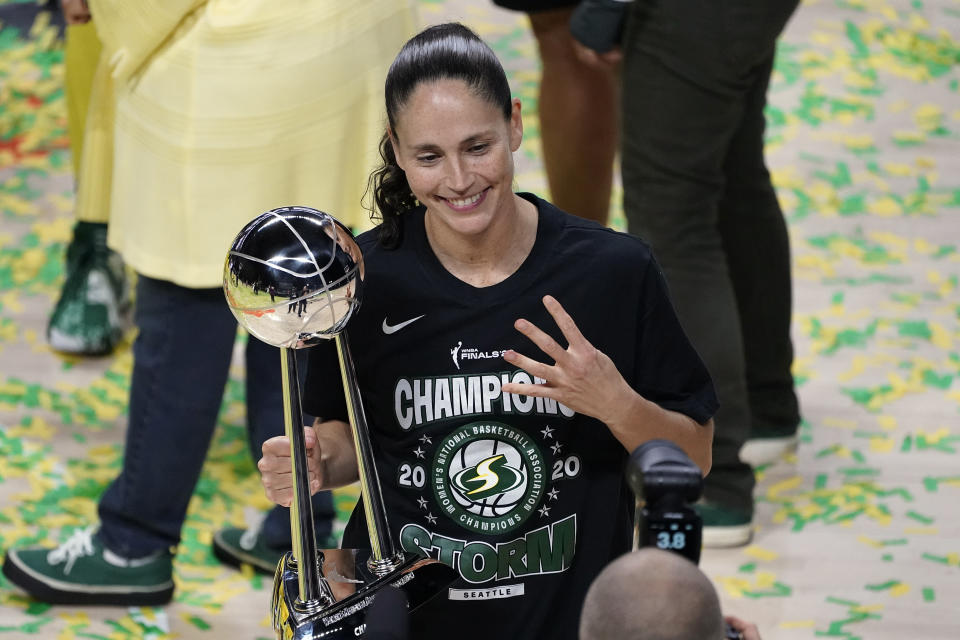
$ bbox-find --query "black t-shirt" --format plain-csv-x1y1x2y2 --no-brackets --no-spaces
303,194,717,640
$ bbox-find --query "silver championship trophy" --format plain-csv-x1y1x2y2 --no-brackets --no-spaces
223,206,456,639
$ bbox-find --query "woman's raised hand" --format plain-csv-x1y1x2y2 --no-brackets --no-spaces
502,295,634,425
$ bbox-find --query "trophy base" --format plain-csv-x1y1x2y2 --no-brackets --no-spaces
271,548,457,640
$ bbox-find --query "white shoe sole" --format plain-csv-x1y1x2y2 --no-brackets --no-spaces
740,435,798,467
702,523,753,548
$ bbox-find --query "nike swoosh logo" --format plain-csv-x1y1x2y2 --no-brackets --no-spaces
382,314,425,335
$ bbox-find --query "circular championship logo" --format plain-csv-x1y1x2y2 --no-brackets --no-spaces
432,421,545,534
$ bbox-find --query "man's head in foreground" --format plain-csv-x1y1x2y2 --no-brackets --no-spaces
580,548,724,640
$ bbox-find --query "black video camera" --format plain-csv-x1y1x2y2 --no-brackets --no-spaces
627,439,704,564
627,441,743,640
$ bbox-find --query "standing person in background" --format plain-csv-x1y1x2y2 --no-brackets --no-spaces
493,1,619,225
571,0,803,547
47,0,127,356
2,0,415,605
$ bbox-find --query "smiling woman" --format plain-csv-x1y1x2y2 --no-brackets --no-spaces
258,22,718,640
390,77,537,288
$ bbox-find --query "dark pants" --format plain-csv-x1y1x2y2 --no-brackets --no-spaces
621,0,801,511
98,275,333,557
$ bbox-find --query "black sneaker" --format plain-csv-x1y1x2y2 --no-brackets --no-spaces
2,527,174,606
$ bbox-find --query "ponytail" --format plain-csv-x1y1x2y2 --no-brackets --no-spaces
365,131,416,249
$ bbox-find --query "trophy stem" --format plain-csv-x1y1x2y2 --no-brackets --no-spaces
280,347,332,607
335,333,403,575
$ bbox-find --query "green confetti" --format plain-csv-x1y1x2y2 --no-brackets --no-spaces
898,320,932,340
24,601,51,616
826,596,861,607
878,538,908,546
921,552,951,565
0,618,55,634
838,467,880,476
906,511,934,525
184,615,212,631
922,587,935,602
743,581,792,598
921,370,953,390
865,580,901,591
922,476,960,492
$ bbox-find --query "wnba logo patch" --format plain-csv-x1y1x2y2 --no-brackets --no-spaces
433,422,545,534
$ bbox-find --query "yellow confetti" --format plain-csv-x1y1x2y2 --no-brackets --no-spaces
877,416,898,431
893,130,926,144
864,505,893,526
869,436,896,453
838,355,868,382
823,417,857,429
6,416,55,440
852,603,885,613
58,611,91,626
780,621,816,629
914,103,943,132
32,216,74,244
716,576,749,598
883,163,914,177
843,133,875,151
904,527,939,535
857,535,884,549
925,324,954,351
868,196,903,217
743,545,780,562
890,583,911,597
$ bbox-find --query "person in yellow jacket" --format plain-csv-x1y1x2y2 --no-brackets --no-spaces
4,0,416,606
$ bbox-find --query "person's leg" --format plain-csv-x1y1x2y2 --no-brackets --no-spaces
527,7,618,225
620,11,755,533
48,40,127,356
719,55,801,464
64,23,101,182
3,276,234,605
97,276,237,557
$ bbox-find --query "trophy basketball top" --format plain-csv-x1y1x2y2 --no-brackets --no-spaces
223,206,364,349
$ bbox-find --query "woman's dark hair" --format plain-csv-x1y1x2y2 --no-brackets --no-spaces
365,23,512,247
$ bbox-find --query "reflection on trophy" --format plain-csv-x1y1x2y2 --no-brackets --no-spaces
223,206,456,639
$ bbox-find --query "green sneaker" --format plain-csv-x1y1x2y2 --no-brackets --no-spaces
213,526,337,575
47,221,129,356
1,527,174,606
212,527,285,575
696,501,753,548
